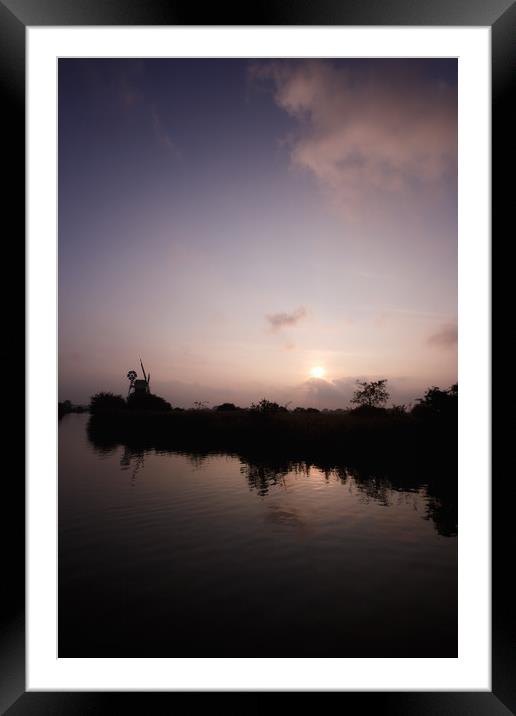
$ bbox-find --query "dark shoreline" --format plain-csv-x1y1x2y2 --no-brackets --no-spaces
86,407,456,464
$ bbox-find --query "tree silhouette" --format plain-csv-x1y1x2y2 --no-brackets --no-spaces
412,384,457,418
351,379,390,408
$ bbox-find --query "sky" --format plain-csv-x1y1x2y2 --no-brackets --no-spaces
58,58,457,409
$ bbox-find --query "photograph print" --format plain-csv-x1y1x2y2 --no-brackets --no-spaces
58,58,458,657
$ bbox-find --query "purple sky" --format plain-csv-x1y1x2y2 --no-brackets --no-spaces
58,58,457,409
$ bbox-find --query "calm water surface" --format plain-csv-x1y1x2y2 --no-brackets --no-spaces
59,414,457,656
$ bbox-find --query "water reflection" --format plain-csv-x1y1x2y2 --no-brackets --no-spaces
240,460,291,496
60,415,457,657
238,458,456,537
99,435,457,537
119,446,145,486
263,503,311,534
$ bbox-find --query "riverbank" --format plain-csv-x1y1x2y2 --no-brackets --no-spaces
86,406,456,472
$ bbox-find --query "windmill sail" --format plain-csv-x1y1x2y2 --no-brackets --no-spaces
140,358,148,384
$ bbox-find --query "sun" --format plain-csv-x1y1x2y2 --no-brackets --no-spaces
309,366,326,379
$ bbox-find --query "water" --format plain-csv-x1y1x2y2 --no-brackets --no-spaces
59,414,457,656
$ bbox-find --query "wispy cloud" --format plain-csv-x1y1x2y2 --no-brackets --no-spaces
116,67,144,108
427,323,458,349
115,71,178,156
151,106,179,155
266,306,307,332
251,60,457,212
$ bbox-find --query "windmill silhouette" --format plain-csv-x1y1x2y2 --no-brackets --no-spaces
127,358,151,397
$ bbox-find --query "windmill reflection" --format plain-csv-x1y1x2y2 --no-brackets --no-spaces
120,446,145,486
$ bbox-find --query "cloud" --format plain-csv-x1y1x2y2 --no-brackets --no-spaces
294,377,345,409
290,375,424,409
251,60,457,211
266,306,307,332
427,323,458,349
264,504,311,532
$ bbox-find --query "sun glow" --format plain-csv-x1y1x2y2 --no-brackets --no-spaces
310,366,326,379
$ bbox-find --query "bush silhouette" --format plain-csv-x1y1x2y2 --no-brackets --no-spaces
215,402,240,411
127,392,172,412
349,404,388,417
89,392,126,414
250,399,287,414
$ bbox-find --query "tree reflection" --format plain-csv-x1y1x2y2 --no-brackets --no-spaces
240,461,290,496
87,426,457,536
237,457,456,536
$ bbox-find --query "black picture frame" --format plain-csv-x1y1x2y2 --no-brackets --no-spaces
1,0,503,712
